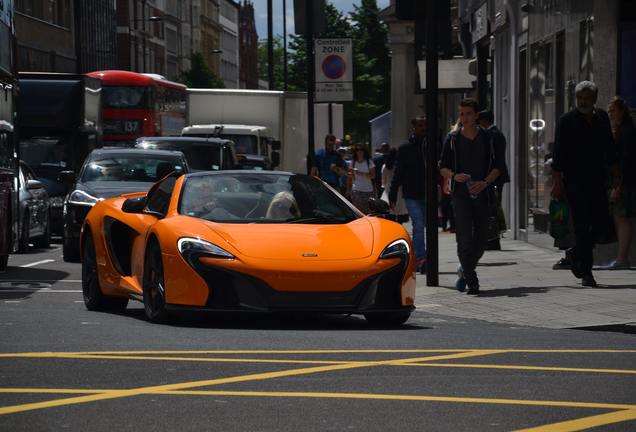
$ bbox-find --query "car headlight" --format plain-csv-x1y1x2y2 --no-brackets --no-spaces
68,190,103,207
177,237,234,260
49,196,64,208
380,239,410,259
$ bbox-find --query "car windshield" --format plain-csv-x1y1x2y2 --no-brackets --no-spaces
80,155,185,183
179,173,360,224
220,134,257,155
102,86,149,109
140,141,222,171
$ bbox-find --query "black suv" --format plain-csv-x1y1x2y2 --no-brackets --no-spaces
135,137,241,172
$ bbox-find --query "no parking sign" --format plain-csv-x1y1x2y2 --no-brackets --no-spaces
314,38,353,102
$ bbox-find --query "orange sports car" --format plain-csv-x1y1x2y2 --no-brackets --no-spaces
80,171,416,326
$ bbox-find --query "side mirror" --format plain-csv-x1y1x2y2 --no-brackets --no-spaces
271,151,280,168
26,179,44,190
270,140,281,151
368,197,390,215
122,195,147,213
59,170,77,184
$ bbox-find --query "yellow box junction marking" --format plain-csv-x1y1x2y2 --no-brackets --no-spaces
0,349,634,430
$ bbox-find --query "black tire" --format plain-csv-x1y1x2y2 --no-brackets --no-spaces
33,211,51,249
143,240,169,323
0,254,7,271
63,238,81,262
18,213,29,253
82,232,128,311
364,311,411,327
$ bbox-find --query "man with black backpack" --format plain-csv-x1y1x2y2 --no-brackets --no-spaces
440,99,506,295
478,110,511,251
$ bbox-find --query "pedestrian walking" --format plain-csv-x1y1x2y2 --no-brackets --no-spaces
373,142,390,197
389,116,428,274
440,98,506,295
380,148,409,223
603,96,636,269
551,81,620,287
311,134,347,190
478,110,510,250
347,143,376,213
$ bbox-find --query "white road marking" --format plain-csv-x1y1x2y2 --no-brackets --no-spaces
4,301,20,304
19,259,55,268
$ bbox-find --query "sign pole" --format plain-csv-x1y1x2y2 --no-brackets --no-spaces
425,0,439,286
305,1,315,174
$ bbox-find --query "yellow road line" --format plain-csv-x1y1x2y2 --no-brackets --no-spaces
0,349,634,357
401,362,636,375
34,354,354,366
2,388,634,411
0,389,115,395
514,409,636,431
153,390,636,410
0,351,502,416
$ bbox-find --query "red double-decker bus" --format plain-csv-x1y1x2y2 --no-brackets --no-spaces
86,70,186,145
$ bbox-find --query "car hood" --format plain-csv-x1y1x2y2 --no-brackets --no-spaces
206,218,374,260
82,181,155,198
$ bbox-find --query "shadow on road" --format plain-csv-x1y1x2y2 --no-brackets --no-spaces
110,307,430,331
0,267,71,300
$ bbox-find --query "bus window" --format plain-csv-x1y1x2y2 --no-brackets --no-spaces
102,86,149,109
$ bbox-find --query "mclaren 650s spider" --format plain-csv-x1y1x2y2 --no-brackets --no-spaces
80,171,416,326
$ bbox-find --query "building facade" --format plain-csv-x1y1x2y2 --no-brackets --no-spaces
238,0,258,89
200,0,222,77
15,0,76,72
382,0,635,262
219,0,239,88
74,0,117,72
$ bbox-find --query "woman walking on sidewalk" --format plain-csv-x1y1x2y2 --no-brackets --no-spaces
347,143,376,214
604,96,636,269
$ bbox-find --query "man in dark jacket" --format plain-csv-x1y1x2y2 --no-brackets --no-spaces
551,81,620,287
440,99,506,295
478,110,510,250
389,116,427,274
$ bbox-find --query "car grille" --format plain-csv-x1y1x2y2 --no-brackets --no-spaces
189,258,408,313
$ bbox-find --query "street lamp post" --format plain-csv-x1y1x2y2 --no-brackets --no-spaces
129,16,163,72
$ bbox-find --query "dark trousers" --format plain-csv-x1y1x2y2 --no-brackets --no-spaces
565,181,608,274
440,193,455,230
452,191,490,285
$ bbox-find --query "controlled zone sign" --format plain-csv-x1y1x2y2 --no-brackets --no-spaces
314,38,353,102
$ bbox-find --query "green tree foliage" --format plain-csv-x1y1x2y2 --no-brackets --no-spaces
257,36,286,88
283,1,390,142
181,53,225,88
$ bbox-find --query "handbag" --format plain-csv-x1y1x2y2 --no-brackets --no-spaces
549,198,570,240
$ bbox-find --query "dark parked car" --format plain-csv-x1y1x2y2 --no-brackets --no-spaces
18,161,51,252
0,167,14,269
63,148,188,262
135,136,239,171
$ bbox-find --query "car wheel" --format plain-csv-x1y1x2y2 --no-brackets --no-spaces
82,232,128,311
63,237,81,262
18,213,29,253
143,240,169,323
0,254,7,271
33,211,51,249
363,311,411,327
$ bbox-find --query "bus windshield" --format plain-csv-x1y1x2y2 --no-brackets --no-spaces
102,86,149,109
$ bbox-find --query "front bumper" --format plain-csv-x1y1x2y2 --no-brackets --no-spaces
63,203,92,242
166,256,414,314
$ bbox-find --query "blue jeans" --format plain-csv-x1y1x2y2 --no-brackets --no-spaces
405,199,426,259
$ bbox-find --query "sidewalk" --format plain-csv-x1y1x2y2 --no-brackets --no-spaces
415,231,636,330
